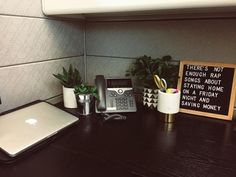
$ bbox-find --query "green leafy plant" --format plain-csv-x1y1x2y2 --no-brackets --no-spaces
126,55,179,88
74,84,98,99
53,64,82,88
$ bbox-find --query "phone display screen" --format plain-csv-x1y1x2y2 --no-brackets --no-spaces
107,79,132,88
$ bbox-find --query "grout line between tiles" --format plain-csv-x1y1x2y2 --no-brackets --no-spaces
0,55,84,69
83,21,87,83
87,54,180,63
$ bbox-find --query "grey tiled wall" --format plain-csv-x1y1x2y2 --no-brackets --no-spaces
86,56,135,84
86,18,236,108
0,0,43,17
86,19,236,84
86,19,236,63
0,0,84,113
1,0,236,113
0,57,84,112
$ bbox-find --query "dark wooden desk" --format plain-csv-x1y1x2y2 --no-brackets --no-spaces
1,103,236,177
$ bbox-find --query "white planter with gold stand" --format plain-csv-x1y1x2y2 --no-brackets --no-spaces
157,89,181,122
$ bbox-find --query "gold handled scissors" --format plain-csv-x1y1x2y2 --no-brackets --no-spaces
154,75,167,90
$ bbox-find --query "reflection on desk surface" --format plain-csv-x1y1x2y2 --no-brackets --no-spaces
1,103,236,177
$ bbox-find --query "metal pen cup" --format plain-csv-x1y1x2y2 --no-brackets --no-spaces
76,94,94,115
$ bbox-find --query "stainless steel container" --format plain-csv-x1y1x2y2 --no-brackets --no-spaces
76,94,94,115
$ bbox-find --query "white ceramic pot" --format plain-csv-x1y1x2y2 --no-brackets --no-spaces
63,86,77,108
157,89,180,114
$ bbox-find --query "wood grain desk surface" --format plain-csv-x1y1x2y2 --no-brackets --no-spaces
0,102,236,177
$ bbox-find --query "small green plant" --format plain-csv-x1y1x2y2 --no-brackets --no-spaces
53,64,82,88
74,84,98,99
126,55,179,88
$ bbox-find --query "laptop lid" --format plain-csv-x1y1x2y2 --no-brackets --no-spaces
0,102,79,157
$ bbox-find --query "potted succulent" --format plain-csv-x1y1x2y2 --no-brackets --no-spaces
74,84,98,115
126,55,179,109
53,64,82,108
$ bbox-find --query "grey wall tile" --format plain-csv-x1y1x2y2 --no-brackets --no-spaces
0,57,84,113
86,56,135,85
0,0,44,17
86,19,236,63
0,16,84,66
0,1,85,112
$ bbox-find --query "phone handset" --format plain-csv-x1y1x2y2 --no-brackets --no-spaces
95,75,106,111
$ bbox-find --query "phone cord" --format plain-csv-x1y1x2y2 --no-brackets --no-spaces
102,113,126,122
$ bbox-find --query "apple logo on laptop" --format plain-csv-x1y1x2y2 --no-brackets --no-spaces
25,118,38,125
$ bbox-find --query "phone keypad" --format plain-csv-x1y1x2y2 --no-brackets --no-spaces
108,90,136,111
116,98,128,110
109,91,118,97
129,100,134,107
109,90,133,97
124,91,133,97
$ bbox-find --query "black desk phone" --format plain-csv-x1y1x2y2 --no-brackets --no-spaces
95,75,137,113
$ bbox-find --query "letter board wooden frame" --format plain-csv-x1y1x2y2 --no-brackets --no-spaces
178,60,236,120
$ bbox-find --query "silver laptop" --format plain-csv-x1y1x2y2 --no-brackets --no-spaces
0,102,79,157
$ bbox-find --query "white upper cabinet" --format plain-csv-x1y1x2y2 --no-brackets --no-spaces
42,0,236,17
